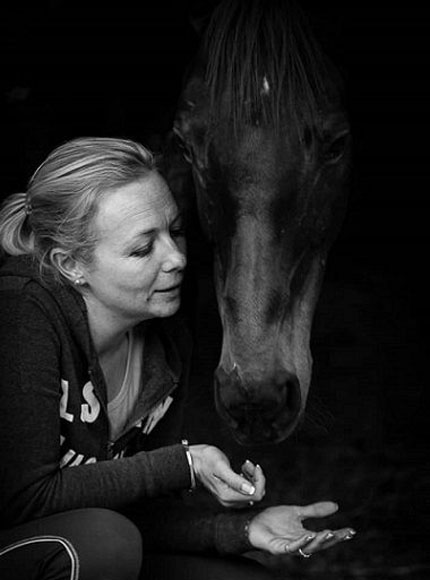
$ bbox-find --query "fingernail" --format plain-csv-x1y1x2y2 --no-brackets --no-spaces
306,534,316,541
241,482,256,495
344,529,356,540
325,532,335,540
245,459,253,466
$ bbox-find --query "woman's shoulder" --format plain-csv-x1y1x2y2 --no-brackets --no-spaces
0,254,86,325
1,255,57,302
0,256,50,308
0,253,36,282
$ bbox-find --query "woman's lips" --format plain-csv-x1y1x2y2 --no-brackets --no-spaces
155,283,182,293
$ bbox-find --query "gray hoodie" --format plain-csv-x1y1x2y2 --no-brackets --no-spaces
0,255,253,554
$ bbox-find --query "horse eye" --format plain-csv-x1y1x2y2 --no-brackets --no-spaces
323,132,349,163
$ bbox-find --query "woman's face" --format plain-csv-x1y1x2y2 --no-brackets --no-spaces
80,172,186,327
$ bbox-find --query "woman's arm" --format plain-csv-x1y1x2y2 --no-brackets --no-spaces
0,286,192,526
124,494,355,556
123,495,255,555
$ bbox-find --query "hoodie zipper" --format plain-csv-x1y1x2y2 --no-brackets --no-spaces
108,380,180,456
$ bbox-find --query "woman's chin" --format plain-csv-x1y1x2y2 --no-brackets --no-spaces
152,297,182,318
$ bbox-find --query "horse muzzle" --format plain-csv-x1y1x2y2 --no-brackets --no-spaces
214,365,302,445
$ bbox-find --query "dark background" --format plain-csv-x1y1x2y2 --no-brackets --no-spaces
2,1,429,578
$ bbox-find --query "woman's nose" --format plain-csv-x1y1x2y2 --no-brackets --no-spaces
162,236,187,272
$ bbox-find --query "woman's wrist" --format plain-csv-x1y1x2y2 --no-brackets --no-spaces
184,443,208,485
244,516,254,549
214,510,256,554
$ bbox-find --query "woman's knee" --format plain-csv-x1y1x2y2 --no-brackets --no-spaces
0,509,142,580
0,537,79,580
71,509,142,580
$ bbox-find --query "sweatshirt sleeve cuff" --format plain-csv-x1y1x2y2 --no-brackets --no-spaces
214,510,255,554
145,444,192,494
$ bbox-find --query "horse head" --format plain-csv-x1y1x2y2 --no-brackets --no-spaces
171,0,351,445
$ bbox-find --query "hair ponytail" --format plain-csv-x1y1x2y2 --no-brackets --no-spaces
0,192,34,257
0,137,156,283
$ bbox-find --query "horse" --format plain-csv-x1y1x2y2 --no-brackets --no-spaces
166,0,351,445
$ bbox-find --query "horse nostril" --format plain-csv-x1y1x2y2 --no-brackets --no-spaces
214,366,302,443
279,370,301,421
251,372,301,428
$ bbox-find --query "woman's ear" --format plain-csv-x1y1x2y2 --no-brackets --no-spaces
50,248,86,286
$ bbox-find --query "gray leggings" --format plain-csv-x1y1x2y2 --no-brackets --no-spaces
0,508,273,580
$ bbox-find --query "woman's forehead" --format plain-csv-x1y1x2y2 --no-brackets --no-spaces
100,175,175,220
93,175,178,242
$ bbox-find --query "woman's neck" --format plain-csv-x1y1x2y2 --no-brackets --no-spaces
83,300,135,402
99,333,130,403
83,295,134,356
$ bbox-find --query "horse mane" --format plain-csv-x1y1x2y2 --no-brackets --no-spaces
203,0,336,132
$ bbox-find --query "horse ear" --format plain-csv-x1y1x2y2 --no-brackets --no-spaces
187,0,220,35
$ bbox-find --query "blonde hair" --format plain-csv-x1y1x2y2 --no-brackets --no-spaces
0,137,156,284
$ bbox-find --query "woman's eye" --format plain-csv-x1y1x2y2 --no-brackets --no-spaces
130,244,153,258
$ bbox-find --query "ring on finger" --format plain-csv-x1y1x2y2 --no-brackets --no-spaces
298,548,312,558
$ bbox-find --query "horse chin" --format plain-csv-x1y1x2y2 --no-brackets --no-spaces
214,368,303,445
227,412,303,446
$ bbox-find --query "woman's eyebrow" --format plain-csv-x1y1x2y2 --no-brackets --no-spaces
129,228,155,241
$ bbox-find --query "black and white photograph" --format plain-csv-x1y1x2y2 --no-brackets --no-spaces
1,1,428,578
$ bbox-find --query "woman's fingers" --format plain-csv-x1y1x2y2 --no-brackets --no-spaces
213,471,256,497
189,445,256,499
261,533,317,556
241,460,266,499
188,445,265,506
299,529,336,554
241,459,256,479
302,527,356,553
285,527,356,557
212,461,268,506
285,532,317,553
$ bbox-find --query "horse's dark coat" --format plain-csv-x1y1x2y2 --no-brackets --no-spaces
168,0,351,444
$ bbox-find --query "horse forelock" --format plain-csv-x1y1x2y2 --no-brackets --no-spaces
203,0,339,134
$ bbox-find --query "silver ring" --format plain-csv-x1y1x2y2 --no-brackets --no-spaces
298,548,312,558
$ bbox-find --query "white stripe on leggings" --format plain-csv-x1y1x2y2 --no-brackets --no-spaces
0,535,79,579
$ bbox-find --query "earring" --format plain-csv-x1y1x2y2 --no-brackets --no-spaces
74,278,84,286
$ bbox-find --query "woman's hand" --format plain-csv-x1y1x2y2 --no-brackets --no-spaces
248,502,356,556
189,445,265,508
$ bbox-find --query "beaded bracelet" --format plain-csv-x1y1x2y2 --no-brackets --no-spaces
181,439,197,491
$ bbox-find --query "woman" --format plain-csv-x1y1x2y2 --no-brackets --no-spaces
0,137,355,580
